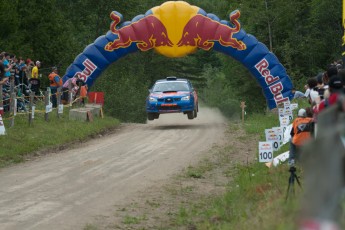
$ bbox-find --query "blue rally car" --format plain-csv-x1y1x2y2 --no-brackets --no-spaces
146,77,199,120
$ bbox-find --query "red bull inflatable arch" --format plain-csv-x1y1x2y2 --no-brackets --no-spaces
63,1,293,109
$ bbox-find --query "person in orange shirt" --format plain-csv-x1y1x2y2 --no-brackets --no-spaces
79,84,88,105
288,108,314,165
48,67,62,108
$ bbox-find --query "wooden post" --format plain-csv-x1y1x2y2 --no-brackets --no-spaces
57,87,61,118
29,92,35,125
68,80,72,106
9,76,14,95
10,92,15,127
240,101,246,123
77,80,83,107
9,76,15,126
45,90,49,122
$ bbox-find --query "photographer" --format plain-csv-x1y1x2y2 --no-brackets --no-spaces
288,108,314,165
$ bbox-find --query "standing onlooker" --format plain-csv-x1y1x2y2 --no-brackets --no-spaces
322,65,338,88
61,75,79,104
306,78,319,105
79,84,88,105
0,59,9,114
0,60,8,85
0,56,5,79
31,61,41,79
10,55,18,74
2,53,13,78
336,59,343,70
48,67,62,108
315,72,326,100
317,75,344,113
26,59,34,79
18,64,28,94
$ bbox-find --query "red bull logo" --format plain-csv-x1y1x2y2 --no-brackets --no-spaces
177,10,246,51
105,12,173,52
73,59,97,82
104,5,246,56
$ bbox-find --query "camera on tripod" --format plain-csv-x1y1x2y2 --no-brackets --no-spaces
289,166,296,174
286,165,302,201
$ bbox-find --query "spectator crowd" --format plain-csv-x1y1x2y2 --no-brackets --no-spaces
0,51,87,113
288,59,345,164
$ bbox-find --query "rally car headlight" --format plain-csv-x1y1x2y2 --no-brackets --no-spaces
181,96,190,101
149,97,157,102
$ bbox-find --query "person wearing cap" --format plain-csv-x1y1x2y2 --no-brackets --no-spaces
31,60,40,79
48,67,62,108
25,59,34,79
288,108,314,165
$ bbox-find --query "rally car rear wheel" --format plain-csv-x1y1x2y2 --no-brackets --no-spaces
147,113,155,120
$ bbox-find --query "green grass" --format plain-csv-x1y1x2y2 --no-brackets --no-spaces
122,215,147,225
83,224,98,230
0,107,120,167
172,110,303,230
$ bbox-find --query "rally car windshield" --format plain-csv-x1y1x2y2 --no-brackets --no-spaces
152,81,190,92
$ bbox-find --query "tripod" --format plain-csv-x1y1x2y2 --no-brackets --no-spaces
285,166,302,201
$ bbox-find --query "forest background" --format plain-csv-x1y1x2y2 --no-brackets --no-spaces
0,0,342,122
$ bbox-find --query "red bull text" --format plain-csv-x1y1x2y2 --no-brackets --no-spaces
73,59,97,82
255,58,289,105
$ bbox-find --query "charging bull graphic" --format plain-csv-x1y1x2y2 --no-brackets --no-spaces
63,1,293,110
105,11,173,52
177,10,246,51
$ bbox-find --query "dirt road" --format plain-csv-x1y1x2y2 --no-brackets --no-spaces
0,107,229,230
